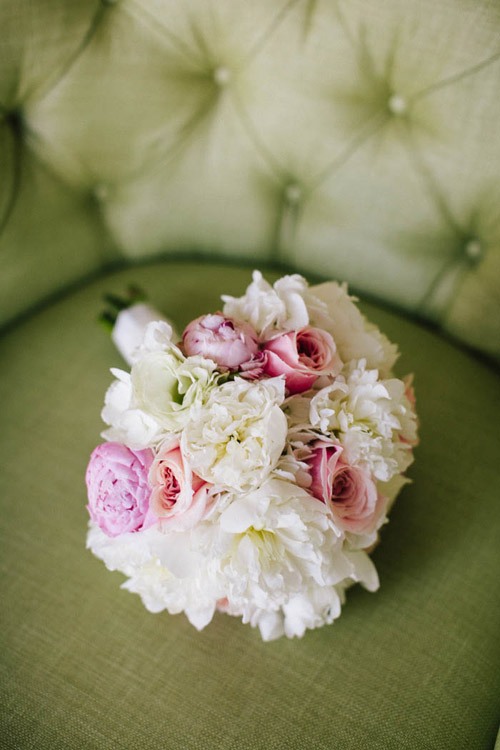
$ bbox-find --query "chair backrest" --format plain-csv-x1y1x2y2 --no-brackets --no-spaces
1,0,499,361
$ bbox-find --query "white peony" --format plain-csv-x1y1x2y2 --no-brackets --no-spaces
222,270,326,340
87,521,225,630
310,282,399,376
123,558,222,631
216,478,378,640
310,359,418,481
182,377,288,492
87,521,155,577
257,586,343,641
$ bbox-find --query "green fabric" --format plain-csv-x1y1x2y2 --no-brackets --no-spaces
1,1,500,359
1,261,499,749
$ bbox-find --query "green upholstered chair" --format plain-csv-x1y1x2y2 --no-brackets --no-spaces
1,2,499,748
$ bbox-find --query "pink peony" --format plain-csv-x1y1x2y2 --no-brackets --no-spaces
262,326,342,394
238,350,269,380
146,438,212,531
182,313,259,370
86,442,154,537
305,440,386,534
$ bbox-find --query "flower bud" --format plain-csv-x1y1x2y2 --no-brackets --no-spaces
182,313,259,370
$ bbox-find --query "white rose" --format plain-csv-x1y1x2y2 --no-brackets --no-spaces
101,367,162,448
131,349,215,426
101,343,218,449
182,377,287,492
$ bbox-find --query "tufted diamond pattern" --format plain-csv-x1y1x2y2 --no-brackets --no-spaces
1,0,499,359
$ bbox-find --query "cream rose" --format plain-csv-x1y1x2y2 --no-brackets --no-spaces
131,349,216,430
102,345,219,448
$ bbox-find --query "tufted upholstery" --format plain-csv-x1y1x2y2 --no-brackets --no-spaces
1,261,500,750
1,5,500,747
1,0,500,359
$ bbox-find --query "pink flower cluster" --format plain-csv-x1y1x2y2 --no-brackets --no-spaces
86,307,414,542
86,439,212,537
87,312,352,536
182,312,342,392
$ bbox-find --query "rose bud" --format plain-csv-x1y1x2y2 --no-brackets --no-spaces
86,442,154,537
182,313,259,370
305,440,387,534
262,326,342,394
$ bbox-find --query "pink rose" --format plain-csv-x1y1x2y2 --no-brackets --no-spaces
86,442,154,537
146,438,212,531
182,313,259,370
262,326,342,394
305,440,386,534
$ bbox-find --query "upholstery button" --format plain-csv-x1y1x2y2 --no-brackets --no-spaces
464,238,483,263
5,109,23,135
213,67,231,87
93,184,110,201
388,94,408,116
284,183,302,204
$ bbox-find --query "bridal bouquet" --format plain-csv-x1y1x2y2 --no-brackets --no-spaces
86,271,418,640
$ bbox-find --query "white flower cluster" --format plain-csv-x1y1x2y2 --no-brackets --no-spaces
87,272,418,640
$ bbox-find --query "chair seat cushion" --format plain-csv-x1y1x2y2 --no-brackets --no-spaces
1,260,499,749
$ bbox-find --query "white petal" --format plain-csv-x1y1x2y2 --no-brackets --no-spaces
258,611,285,641
344,550,380,592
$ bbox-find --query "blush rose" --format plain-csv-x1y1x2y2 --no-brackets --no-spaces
146,438,212,531
305,440,386,534
262,326,342,394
